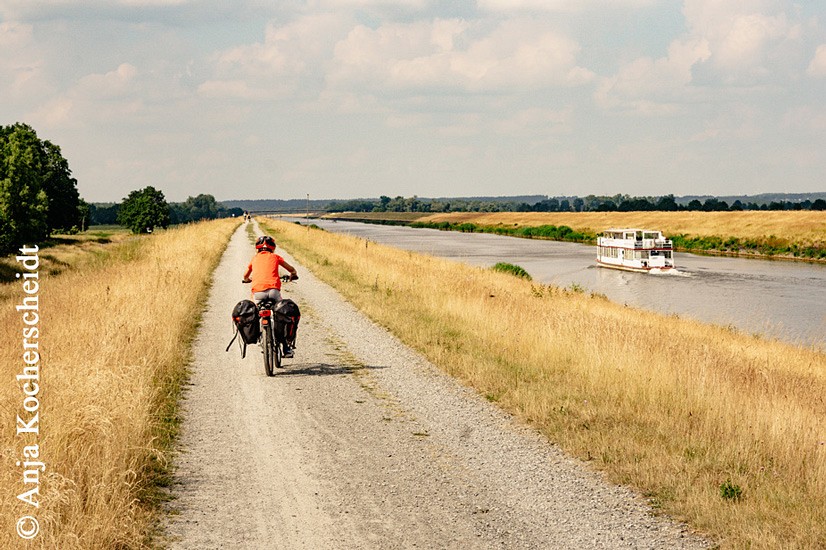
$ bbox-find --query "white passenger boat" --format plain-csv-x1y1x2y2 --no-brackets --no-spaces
596,228,675,272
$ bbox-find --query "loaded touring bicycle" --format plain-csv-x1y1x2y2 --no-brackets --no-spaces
227,275,300,376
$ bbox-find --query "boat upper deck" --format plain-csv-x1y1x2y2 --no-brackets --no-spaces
599,228,673,249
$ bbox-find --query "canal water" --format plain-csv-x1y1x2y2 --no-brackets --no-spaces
291,219,826,350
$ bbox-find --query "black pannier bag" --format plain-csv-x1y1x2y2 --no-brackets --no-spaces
273,299,300,347
226,299,260,358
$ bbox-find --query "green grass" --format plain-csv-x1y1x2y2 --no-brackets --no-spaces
492,262,532,280
0,226,136,284
410,220,594,243
671,234,826,259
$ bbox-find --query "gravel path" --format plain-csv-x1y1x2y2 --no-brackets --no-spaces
163,221,710,549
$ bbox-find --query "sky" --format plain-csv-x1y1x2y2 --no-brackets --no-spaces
1,0,825,203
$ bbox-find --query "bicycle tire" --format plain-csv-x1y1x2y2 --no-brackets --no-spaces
274,333,282,370
263,323,275,377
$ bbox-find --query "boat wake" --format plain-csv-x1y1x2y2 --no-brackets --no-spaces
648,268,691,277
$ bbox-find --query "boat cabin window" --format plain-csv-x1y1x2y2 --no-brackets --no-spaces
643,232,659,240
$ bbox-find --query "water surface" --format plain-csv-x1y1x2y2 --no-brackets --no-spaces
291,219,826,349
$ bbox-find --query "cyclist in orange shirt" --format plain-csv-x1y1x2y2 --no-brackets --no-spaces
242,235,298,356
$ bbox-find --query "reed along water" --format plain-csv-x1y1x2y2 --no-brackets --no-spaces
299,219,826,350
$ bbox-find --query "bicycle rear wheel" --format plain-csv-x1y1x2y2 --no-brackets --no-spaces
274,334,282,370
263,323,275,376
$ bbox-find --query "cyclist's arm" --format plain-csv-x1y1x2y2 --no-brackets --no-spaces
280,259,298,279
242,264,252,283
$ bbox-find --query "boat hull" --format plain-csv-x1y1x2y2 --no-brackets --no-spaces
595,259,674,273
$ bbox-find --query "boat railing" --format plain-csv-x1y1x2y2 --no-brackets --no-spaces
599,237,673,249
634,239,673,249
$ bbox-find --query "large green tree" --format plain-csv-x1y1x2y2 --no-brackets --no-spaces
0,123,50,252
41,140,82,232
117,186,171,234
184,193,219,221
170,194,220,223
0,123,85,251
169,194,241,224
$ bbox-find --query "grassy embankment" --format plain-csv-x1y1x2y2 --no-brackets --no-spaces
0,226,133,300
0,218,239,549
264,217,826,549
329,211,826,260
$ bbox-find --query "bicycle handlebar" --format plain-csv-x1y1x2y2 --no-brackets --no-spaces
242,274,298,284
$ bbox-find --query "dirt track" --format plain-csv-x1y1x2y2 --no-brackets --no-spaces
163,221,709,549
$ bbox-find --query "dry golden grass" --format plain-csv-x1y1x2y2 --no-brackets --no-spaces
0,226,134,302
420,211,826,245
264,217,826,549
0,218,238,549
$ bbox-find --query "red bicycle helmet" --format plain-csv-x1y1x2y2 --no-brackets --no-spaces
255,235,276,252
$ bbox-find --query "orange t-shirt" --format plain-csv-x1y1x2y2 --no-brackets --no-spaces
247,252,284,293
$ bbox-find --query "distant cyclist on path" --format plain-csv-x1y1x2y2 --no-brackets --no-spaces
242,235,298,357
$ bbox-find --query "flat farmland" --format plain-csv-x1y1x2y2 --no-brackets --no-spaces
419,211,826,244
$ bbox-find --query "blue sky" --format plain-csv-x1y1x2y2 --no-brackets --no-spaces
1,0,825,202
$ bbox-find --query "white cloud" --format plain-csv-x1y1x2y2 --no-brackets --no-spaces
595,36,710,114
76,63,138,99
328,18,593,93
0,0,189,19
0,21,48,99
314,0,428,7
29,96,74,126
597,0,814,113
26,63,147,128
4,0,825,201
682,0,804,83
715,13,789,68
455,20,593,87
206,14,348,100
807,44,826,77
478,0,656,12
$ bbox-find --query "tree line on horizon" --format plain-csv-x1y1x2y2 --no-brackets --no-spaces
326,194,826,214
3,121,822,253
1,122,243,252
90,192,243,232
